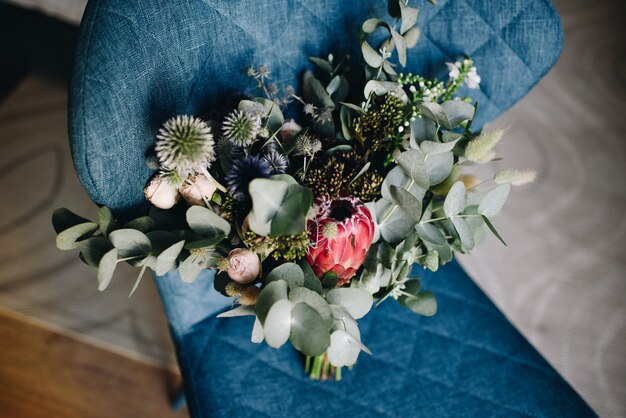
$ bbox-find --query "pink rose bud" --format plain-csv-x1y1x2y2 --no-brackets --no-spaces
280,119,302,142
226,248,260,284
144,174,179,209
180,174,218,206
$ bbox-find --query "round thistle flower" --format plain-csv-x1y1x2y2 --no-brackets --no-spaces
263,149,288,174
222,110,262,147
155,115,215,176
294,135,322,157
225,155,272,201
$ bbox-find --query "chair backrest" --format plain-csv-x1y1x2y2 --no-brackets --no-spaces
69,0,562,215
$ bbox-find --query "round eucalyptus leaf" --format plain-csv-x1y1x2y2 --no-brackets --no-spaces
109,229,152,258
122,216,155,232
451,217,475,250
362,18,387,33
478,184,511,218
146,230,178,253
298,260,323,294
251,317,264,343
404,27,421,48
410,117,437,145
263,299,292,348
156,240,185,276
255,280,289,324
97,206,116,236
425,251,439,272
416,223,446,245
441,100,475,128
217,306,255,318
289,287,333,329
97,248,118,291
52,208,91,234
75,236,113,267
361,41,383,67
326,288,373,319
395,150,429,189
376,198,417,244
389,185,422,220
425,151,454,185
266,263,305,290
390,28,407,66
183,235,225,250
420,140,458,154
399,291,437,316
329,305,359,336
399,1,419,34
186,206,231,237
56,222,99,250
418,102,449,129
290,302,330,356
178,254,204,283
443,181,466,217
327,330,361,367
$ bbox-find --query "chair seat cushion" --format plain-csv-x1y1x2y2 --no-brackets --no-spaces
155,262,596,418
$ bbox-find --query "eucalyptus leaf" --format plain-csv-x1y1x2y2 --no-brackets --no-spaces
478,184,511,218
399,1,419,34
266,263,305,290
451,217,475,250
327,330,362,367
155,240,185,275
217,306,255,318
309,57,332,74
362,18,387,33
340,102,365,114
442,100,475,128
299,260,323,294
178,254,205,283
184,235,225,250
122,216,155,232
364,81,408,103
109,229,151,258
56,222,99,250
390,28,407,66
52,208,91,234
361,41,383,67
416,223,446,245
419,102,449,128
97,248,118,291
482,215,507,246
399,291,437,316
443,181,466,217
376,198,417,244
289,287,333,329
255,280,289,324
251,317,265,343
97,206,116,236
186,206,231,237
309,77,335,109
420,139,459,154
389,185,422,220
425,251,439,271
410,117,437,145
263,299,292,348
76,237,114,268
425,151,454,185
290,302,330,356
395,150,430,189
404,27,421,48
326,288,373,319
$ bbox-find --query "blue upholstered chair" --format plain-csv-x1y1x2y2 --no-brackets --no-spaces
69,0,597,416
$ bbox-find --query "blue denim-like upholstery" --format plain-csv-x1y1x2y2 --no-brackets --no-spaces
69,0,596,416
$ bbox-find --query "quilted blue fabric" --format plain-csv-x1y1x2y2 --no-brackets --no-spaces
68,0,596,416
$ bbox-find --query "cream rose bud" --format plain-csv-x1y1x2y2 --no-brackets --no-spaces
226,248,260,284
180,174,218,206
144,175,179,209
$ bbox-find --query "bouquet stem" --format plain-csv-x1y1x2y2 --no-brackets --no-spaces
305,353,342,381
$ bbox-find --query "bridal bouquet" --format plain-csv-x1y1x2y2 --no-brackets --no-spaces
53,0,534,380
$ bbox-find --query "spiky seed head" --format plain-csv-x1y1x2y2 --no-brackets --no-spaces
263,149,288,174
155,115,215,176
295,135,322,157
494,169,537,185
222,110,262,147
464,130,504,163
159,169,186,188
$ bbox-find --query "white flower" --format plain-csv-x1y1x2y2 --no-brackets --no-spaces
446,61,461,80
465,66,481,89
180,174,219,206
144,174,179,209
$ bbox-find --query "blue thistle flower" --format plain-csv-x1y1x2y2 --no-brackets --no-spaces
263,149,288,174
226,155,272,200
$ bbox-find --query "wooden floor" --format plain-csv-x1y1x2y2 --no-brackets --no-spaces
0,308,187,418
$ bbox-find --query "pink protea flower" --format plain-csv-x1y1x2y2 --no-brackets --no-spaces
306,196,375,286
